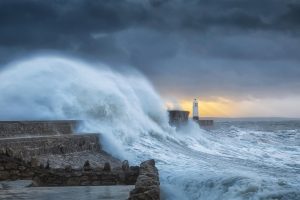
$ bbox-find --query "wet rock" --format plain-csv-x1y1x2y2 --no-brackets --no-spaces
122,160,130,171
129,159,160,200
83,160,92,171
18,166,26,171
15,152,25,161
0,151,140,187
5,148,14,157
58,144,65,154
45,160,50,169
65,165,72,172
5,162,18,170
80,181,90,186
103,162,111,172
130,166,140,172
39,163,45,169
66,177,81,186
0,171,10,180
30,158,39,168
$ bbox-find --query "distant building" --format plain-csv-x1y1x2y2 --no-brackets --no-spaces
192,98,214,126
168,110,189,129
168,98,214,129
192,98,199,120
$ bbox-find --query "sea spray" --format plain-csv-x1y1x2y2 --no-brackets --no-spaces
0,55,171,159
0,55,299,200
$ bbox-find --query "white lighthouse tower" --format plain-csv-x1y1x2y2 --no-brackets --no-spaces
192,98,199,120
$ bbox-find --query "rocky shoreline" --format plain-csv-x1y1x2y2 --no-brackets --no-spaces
129,159,160,200
0,120,160,200
0,148,139,186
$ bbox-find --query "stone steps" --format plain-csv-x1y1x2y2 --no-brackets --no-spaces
0,120,80,138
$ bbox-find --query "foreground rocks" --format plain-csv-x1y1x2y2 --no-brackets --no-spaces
0,120,161,199
129,159,160,200
0,149,160,199
0,149,139,186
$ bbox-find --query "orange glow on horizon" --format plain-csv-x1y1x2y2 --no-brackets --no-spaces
166,96,300,118
166,98,235,117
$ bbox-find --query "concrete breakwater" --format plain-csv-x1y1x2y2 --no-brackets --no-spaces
0,149,139,186
0,120,160,200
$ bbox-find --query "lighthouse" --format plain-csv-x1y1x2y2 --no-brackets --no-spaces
192,98,199,120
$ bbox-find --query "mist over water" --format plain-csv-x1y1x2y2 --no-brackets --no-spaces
0,56,299,200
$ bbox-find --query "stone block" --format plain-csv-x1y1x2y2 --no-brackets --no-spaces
129,159,160,200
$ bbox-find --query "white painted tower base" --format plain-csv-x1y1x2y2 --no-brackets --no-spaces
192,98,199,120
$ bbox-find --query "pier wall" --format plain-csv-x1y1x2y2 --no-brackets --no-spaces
168,110,214,128
0,120,79,138
0,134,101,158
198,120,214,126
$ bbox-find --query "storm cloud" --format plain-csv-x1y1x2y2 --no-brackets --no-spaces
1,0,300,103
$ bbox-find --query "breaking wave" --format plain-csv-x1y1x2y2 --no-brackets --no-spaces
0,56,299,200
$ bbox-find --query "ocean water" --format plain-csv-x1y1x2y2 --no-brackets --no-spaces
153,120,300,200
0,56,299,200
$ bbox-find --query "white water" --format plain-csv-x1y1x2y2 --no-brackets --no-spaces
0,56,299,200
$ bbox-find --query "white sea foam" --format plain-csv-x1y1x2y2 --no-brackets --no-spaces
0,55,299,200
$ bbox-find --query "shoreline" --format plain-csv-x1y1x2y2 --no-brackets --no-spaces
0,120,161,200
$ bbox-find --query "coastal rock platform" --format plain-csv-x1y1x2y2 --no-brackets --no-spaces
0,120,160,200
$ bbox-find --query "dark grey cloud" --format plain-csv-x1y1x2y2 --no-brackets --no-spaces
0,0,300,100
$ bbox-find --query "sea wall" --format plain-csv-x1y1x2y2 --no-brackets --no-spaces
0,120,161,198
0,149,139,186
0,134,101,158
0,120,79,138
33,165,139,187
129,159,160,200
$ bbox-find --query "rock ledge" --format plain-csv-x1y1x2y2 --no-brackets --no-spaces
129,159,160,200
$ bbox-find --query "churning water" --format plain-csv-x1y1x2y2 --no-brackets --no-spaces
0,56,299,200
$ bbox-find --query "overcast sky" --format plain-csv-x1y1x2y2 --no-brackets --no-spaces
1,0,300,117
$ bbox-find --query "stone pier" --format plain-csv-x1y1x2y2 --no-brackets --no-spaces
168,110,189,128
0,120,79,138
0,120,160,200
168,110,214,128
